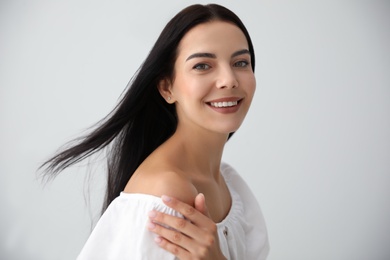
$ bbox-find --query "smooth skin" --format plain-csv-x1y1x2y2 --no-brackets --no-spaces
124,21,256,259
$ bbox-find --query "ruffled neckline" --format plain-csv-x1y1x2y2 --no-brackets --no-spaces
216,164,244,227
119,163,244,226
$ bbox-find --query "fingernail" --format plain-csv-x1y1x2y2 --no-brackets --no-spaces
148,211,156,218
162,195,171,202
147,222,156,229
154,236,162,244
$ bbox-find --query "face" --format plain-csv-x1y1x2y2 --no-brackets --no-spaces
161,21,256,136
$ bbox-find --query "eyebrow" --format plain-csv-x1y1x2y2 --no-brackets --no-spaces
231,49,250,58
185,49,250,61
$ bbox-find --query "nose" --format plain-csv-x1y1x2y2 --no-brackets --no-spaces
216,66,238,89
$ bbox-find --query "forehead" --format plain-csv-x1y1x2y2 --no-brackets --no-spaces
177,21,249,58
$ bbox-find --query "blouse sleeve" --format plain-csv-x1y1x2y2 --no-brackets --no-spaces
77,193,180,260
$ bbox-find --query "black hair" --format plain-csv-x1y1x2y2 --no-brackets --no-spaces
41,4,255,213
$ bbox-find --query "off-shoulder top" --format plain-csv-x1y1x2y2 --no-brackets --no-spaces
77,163,269,259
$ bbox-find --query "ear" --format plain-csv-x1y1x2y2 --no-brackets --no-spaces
158,78,175,104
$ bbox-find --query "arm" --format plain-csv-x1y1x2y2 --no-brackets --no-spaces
147,193,227,260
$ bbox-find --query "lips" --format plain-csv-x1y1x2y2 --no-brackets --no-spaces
206,97,242,107
206,97,243,113
209,101,238,108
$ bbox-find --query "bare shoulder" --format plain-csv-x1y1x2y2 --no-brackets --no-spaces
124,166,198,207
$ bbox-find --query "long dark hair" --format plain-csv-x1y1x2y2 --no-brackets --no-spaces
41,4,256,213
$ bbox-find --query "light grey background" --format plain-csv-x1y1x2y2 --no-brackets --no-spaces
1,0,389,259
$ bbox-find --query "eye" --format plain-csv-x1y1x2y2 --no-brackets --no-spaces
193,63,211,70
233,60,249,68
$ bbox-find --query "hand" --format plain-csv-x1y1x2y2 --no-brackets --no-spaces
147,193,227,260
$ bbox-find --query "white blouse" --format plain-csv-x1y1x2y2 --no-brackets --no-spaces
77,163,269,259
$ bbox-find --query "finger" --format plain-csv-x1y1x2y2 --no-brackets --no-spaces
148,210,208,242
161,195,213,227
147,220,194,254
148,220,217,258
194,193,211,218
153,235,190,259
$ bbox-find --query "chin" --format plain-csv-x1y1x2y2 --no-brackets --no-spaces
215,124,242,135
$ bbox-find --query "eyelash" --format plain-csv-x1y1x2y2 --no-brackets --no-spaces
192,60,250,71
234,60,250,68
193,63,211,70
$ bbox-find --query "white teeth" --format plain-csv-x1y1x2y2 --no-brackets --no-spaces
210,101,238,108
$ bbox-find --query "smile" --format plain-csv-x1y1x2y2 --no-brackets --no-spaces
209,101,238,108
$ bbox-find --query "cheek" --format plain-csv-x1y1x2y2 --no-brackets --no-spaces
251,78,256,95
244,75,256,97
175,76,211,99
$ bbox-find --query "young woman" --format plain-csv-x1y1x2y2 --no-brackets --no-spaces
42,4,269,259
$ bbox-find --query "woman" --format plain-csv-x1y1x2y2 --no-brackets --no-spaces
42,4,269,259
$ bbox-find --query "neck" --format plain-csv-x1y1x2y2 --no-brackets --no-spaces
167,123,229,179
